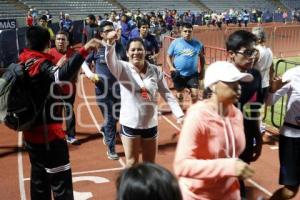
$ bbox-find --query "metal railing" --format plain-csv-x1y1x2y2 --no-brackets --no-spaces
269,59,300,128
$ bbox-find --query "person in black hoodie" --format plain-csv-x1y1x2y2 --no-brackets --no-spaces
19,26,101,200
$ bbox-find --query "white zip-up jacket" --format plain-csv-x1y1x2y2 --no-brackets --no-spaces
105,43,184,129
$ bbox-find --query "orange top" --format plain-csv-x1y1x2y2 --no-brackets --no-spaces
174,101,246,200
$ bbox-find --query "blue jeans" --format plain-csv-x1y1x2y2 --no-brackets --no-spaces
95,85,120,152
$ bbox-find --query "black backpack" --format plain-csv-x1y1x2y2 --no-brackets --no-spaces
0,63,40,131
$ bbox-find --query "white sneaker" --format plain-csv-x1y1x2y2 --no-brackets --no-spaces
67,137,79,145
107,150,119,160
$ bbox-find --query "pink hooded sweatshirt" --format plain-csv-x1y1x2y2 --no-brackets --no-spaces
174,101,246,200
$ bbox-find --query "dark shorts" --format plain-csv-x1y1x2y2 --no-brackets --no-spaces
171,71,199,91
279,135,300,186
120,125,158,139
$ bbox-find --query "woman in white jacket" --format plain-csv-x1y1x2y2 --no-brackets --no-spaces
104,32,184,167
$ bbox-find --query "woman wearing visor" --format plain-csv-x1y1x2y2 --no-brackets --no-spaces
174,61,255,200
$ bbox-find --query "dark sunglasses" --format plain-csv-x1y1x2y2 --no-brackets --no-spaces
235,49,258,57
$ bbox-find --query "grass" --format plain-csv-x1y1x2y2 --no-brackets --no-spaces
263,56,300,128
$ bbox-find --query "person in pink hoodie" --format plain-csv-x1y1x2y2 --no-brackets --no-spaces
174,61,255,200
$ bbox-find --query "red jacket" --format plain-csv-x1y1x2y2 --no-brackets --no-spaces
18,47,87,143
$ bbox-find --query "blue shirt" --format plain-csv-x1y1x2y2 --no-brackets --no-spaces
61,19,73,32
128,27,139,40
168,38,203,76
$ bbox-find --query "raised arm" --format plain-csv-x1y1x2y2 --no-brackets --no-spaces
41,38,102,82
104,31,124,79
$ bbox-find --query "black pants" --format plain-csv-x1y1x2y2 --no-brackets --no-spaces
239,117,261,198
25,139,74,200
65,91,76,138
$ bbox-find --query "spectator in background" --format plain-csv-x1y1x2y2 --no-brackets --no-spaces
60,13,74,45
59,11,65,21
48,31,79,145
134,8,144,21
243,10,250,27
59,12,65,30
116,162,182,200
156,14,167,46
119,14,131,47
182,10,194,24
174,61,254,200
216,12,223,29
237,11,243,27
31,8,38,25
26,10,34,27
282,10,288,24
167,22,205,108
252,27,274,135
109,10,122,30
108,10,122,43
257,9,263,24
39,15,55,45
128,25,139,40
82,14,99,44
165,10,175,31
252,8,258,23
104,13,109,21
45,9,52,25
97,15,103,26
134,19,160,64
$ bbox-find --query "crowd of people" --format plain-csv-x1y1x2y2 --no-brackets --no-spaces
10,4,300,200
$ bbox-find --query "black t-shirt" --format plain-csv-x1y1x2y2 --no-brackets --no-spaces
238,68,262,110
238,68,263,163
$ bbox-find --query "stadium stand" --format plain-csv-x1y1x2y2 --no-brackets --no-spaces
116,0,206,13
280,0,300,9
20,0,118,20
0,0,28,19
200,0,277,12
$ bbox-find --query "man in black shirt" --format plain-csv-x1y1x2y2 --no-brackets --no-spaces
82,14,100,44
226,30,263,199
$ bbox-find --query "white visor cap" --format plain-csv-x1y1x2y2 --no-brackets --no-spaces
204,61,254,88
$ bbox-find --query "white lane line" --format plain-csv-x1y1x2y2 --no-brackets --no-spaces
246,179,273,197
72,167,124,176
18,132,26,200
23,167,125,181
79,76,101,131
79,75,126,168
161,113,273,197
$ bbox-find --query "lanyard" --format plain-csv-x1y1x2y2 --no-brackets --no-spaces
130,64,151,101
